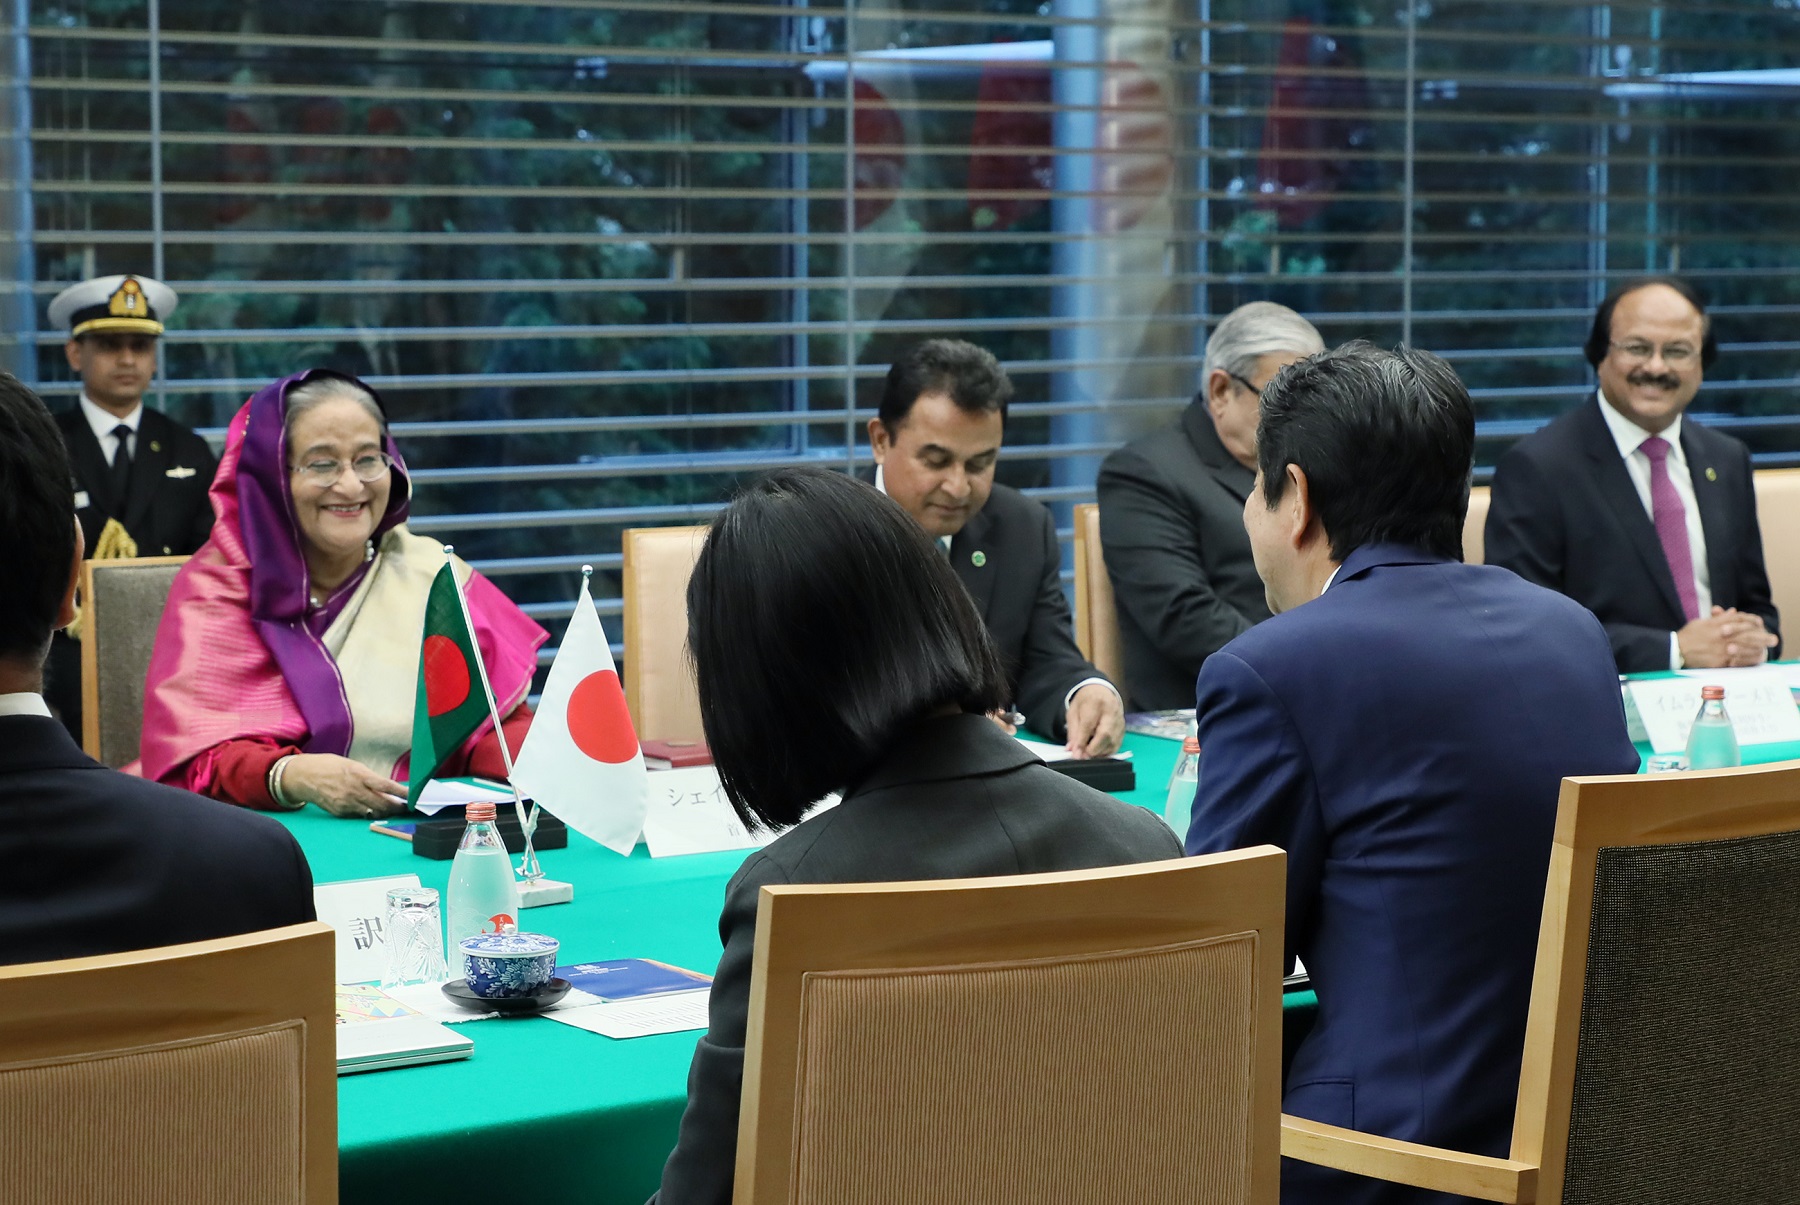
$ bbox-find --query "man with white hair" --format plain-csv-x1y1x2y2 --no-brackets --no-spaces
1096,301,1325,709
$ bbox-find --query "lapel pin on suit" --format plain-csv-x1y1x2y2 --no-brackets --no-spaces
971,550,987,567
1705,466,1717,482
150,439,162,453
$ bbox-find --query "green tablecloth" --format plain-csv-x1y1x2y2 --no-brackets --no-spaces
293,730,1295,1204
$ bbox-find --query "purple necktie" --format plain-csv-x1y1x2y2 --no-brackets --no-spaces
1641,436,1700,622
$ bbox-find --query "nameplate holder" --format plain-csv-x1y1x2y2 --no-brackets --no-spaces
314,873,422,984
1626,667,1800,755
641,766,837,858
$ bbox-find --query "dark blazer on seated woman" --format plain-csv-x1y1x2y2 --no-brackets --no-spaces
648,467,1180,1205
651,712,1179,1205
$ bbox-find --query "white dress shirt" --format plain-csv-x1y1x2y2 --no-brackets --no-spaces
1597,391,1712,669
873,464,1119,713
0,692,53,719
79,393,144,467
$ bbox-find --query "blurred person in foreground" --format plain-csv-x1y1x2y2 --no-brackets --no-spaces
1097,301,1325,710
1185,343,1639,1205
0,373,314,966
870,339,1124,756
44,273,217,742
1485,277,1779,672
650,467,1179,1204
138,369,547,818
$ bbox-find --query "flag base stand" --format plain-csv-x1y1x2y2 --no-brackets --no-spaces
518,877,573,908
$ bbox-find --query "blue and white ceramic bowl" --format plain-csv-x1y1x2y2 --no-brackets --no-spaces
459,931,560,999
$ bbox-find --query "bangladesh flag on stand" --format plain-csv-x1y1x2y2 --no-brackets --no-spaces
408,563,492,808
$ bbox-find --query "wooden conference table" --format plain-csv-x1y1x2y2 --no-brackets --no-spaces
289,731,1306,1204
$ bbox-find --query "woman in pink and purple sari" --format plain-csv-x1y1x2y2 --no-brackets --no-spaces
140,370,547,818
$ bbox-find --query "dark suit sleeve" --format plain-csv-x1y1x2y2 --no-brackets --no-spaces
1729,443,1781,656
1013,501,1107,743
1184,651,1321,971
651,852,790,1205
280,828,318,923
1096,447,1255,678
1487,446,1672,673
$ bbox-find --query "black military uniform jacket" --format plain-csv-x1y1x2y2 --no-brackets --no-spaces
56,403,217,558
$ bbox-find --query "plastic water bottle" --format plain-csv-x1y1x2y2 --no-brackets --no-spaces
1685,685,1742,770
445,802,521,979
1164,720,1200,841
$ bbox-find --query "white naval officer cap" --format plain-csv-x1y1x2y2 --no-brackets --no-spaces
47,274,179,339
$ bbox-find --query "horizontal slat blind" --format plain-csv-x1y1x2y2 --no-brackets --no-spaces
8,0,1800,651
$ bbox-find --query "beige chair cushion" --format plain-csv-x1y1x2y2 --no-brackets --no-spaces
0,1024,305,1204
83,557,186,767
0,923,335,1204
791,934,1258,1204
1464,485,1491,566
622,526,708,743
1754,468,1800,635
1072,503,1125,688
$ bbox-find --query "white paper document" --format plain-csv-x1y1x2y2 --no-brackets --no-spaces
1014,736,1132,763
314,873,422,985
546,990,712,1039
383,981,603,1024
642,767,837,857
409,777,518,816
1627,667,1800,754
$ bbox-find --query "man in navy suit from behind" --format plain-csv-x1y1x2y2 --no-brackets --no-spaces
1186,343,1640,1204
0,373,315,968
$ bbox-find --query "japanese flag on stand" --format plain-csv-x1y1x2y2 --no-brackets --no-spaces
510,573,649,855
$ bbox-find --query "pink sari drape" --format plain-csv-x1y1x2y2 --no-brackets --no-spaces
139,371,545,792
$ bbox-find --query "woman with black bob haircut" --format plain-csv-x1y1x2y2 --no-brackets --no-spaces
652,467,1180,1205
690,465,1007,829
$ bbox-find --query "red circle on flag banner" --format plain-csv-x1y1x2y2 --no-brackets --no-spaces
423,634,472,716
568,669,638,763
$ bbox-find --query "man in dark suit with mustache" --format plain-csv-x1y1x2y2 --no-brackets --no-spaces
867,340,1124,757
1485,277,1779,673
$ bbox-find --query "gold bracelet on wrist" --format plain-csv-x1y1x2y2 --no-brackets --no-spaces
267,755,305,811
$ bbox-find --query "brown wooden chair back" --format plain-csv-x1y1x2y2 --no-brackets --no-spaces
80,555,188,767
735,848,1287,1205
621,525,708,743
1071,502,1126,687
1463,484,1491,565
1281,758,1800,1203
0,922,337,1204
1753,468,1800,633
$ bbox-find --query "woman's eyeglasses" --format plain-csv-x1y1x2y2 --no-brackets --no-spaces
290,452,396,486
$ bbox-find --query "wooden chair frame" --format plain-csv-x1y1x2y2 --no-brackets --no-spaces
1752,467,1800,636
736,847,1288,1205
1071,502,1126,687
0,922,338,1203
1280,759,1800,1204
78,554,189,763
620,525,707,743
1463,484,1491,566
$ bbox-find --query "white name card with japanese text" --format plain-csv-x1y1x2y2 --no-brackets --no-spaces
641,767,837,858
1626,667,1800,755
313,873,422,984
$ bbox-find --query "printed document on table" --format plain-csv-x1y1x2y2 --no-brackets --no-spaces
1014,736,1131,763
408,777,518,816
383,982,603,1024
1628,666,1800,754
546,990,712,1039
